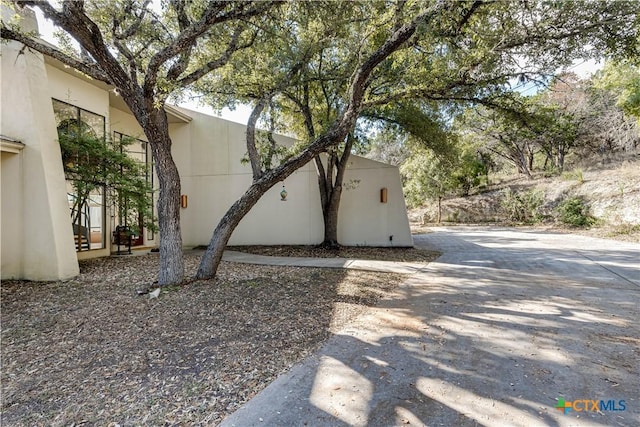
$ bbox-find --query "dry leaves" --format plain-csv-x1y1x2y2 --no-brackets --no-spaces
227,245,441,262
1,251,408,426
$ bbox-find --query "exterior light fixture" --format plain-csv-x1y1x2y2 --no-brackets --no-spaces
180,194,188,208
280,185,288,201
380,187,388,203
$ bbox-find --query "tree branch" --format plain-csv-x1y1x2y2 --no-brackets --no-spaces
174,25,250,88
0,26,111,83
144,1,280,95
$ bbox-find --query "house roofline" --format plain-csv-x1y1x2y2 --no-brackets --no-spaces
1,135,26,153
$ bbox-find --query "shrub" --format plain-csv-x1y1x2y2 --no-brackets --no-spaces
561,168,584,183
500,189,544,223
556,197,596,227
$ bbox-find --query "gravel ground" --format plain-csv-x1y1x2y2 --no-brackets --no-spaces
1,249,426,426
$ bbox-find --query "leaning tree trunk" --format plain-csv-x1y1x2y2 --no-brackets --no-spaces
142,109,184,285
196,126,354,279
196,8,429,279
195,182,270,279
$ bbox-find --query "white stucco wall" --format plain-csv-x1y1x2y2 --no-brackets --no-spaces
46,65,110,119
1,7,79,280
338,156,413,246
171,107,412,247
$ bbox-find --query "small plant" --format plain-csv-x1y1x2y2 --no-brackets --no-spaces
500,188,544,223
556,196,596,227
606,223,640,237
561,168,584,183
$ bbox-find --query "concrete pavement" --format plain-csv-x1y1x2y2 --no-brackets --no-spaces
220,227,640,427
222,250,428,274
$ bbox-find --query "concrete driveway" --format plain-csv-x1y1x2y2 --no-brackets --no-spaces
221,227,640,427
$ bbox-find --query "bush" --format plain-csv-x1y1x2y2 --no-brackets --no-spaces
561,168,585,183
556,197,596,227
500,189,544,223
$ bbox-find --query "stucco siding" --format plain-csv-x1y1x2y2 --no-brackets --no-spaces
1,8,79,280
338,156,413,247
46,65,110,121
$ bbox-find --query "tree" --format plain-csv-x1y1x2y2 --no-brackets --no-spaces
194,0,638,277
401,147,456,222
594,61,640,124
540,71,639,157
458,101,538,177
4,0,638,283
200,1,374,249
2,0,278,285
195,1,441,278
58,131,155,249
363,127,411,167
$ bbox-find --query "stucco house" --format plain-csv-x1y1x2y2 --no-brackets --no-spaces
0,8,412,281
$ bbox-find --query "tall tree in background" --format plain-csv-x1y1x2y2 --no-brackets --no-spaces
595,61,640,124
2,0,278,285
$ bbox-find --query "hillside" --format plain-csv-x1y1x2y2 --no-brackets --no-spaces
409,157,640,242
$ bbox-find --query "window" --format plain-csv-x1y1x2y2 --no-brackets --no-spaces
53,99,106,252
113,132,155,243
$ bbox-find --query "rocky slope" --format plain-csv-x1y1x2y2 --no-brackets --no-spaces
410,156,640,241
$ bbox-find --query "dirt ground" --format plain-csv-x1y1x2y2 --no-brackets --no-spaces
227,245,441,262
1,248,437,426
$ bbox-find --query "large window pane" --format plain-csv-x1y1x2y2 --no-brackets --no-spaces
53,99,106,252
113,132,155,244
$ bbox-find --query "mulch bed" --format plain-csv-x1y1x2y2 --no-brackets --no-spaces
227,245,441,262
1,250,413,426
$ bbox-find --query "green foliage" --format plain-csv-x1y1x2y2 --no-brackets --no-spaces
500,189,544,223
400,139,488,208
363,102,453,156
401,149,456,209
240,130,292,171
595,61,640,123
556,197,596,227
59,132,156,234
561,168,585,183
451,149,489,196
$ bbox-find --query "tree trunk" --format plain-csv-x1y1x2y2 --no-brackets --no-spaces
196,128,352,279
322,184,343,248
195,182,270,279
196,10,428,279
142,109,184,285
557,146,566,173
317,134,354,248
437,196,442,223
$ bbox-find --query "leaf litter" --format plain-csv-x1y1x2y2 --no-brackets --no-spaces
1,248,434,426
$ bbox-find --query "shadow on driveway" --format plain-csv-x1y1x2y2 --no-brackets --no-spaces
221,227,640,427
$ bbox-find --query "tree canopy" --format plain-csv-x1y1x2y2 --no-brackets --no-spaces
2,0,638,282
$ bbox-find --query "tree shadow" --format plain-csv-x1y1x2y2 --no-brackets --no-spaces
222,229,640,426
